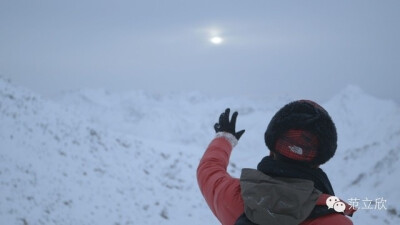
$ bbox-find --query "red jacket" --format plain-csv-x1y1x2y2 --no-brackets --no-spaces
197,135,356,225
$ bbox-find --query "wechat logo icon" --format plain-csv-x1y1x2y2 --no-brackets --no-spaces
326,196,346,213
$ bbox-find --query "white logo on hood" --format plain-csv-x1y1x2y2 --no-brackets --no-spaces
289,145,303,155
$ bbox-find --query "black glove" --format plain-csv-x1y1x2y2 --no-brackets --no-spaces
214,108,245,140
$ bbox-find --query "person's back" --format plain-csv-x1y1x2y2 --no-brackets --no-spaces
197,100,356,225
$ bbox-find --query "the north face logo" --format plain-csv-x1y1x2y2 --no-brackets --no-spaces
289,145,303,155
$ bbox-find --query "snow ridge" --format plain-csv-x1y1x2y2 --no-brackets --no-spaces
1,77,399,224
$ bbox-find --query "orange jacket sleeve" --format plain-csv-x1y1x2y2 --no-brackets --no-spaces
197,133,244,225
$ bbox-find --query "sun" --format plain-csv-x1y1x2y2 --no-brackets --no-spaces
210,36,223,45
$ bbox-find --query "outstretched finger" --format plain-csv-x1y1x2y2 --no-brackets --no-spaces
214,123,221,132
221,108,230,124
231,111,238,129
235,129,245,140
225,108,230,118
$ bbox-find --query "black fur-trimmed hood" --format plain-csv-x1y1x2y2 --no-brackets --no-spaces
264,100,337,165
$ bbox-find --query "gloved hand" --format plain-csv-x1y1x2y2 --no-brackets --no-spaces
214,108,245,140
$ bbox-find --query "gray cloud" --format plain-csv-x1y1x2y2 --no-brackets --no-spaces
1,0,399,102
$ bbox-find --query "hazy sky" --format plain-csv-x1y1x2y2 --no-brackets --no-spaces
1,0,399,102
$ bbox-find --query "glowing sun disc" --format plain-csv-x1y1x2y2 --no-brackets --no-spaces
210,36,223,44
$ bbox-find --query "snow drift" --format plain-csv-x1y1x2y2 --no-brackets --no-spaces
0,77,399,224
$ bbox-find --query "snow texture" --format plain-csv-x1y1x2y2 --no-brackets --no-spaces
0,77,399,224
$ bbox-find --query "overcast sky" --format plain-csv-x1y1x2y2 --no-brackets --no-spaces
1,0,399,102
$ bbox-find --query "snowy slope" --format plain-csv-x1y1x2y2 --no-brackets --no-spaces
0,77,399,224
323,86,400,224
0,78,217,224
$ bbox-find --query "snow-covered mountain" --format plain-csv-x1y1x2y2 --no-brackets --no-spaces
1,77,399,225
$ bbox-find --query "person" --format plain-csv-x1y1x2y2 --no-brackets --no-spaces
197,100,356,225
